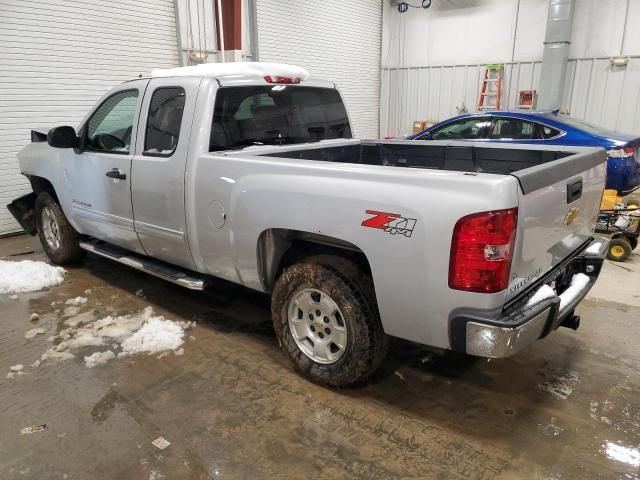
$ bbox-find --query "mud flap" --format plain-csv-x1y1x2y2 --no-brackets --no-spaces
7,192,37,235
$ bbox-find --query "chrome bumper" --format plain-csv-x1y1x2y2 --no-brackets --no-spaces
452,237,608,358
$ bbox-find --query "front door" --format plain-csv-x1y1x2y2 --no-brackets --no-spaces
64,80,148,253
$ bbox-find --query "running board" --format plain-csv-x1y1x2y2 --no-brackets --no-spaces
79,240,206,290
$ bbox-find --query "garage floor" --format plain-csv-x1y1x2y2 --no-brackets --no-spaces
1,234,640,480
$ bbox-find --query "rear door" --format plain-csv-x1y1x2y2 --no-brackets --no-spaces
130,76,201,270
506,146,607,300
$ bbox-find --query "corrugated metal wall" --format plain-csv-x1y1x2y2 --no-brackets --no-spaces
255,0,382,138
381,56,640,137
0,0,179,235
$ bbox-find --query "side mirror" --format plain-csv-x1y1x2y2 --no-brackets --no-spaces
47,126,79,149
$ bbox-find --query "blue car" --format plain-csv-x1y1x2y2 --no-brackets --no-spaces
410,111,640,195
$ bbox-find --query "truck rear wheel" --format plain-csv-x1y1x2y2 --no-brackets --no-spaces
35,192,84,265
271,255,387,387
607,237,632,262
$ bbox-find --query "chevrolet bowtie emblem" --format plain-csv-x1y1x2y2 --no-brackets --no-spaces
565,207,580,225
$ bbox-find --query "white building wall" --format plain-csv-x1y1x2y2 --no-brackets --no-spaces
0,0,179,234
256,0,382,138
381,0,640,136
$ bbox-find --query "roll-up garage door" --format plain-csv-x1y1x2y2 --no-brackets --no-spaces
0,0,179,234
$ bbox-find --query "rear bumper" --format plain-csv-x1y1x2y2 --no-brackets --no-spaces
450,236,608,358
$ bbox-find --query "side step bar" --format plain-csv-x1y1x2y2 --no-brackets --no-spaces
79,240,206,290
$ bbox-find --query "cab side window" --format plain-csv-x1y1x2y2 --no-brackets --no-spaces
86,90,138,153
144,87,186,156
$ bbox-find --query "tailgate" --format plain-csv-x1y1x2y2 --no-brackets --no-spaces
507,146,607,300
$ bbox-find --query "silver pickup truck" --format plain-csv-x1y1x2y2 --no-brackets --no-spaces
8,63,609,386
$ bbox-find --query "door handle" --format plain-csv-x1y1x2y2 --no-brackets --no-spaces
106,168,126,180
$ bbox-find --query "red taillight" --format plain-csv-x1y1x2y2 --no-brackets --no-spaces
264,75,301,84
449,208,518,293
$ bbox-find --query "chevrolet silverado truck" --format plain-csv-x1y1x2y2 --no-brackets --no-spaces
8,62,609,386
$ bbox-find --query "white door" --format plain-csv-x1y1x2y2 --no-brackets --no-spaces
0,0,179,235
255,0,382,138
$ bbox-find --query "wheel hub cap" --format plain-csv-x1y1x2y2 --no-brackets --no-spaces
287,288,347,364
41,206,61,250
611,246,625,257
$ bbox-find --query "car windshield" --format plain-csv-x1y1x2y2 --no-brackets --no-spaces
554,115,618,137
210,85,352,151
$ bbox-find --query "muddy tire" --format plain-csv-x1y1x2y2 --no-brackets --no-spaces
34,192,84,265
271,255,387,387
606,237,632,262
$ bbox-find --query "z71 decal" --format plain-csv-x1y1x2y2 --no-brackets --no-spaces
361,210,417,238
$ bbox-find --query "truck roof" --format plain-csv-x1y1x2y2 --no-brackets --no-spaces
150,61,310,81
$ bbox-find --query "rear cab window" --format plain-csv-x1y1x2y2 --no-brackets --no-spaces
210,86,352,151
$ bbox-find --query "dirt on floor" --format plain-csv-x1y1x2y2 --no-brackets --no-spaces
1,234,640,480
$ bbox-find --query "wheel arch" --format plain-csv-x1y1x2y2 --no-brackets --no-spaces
29,175,58,200
256,228,373,293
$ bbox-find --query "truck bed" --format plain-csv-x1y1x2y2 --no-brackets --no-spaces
261,140,568,173
257,139,603,194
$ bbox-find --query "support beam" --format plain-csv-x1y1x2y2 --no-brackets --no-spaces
537,0,575,110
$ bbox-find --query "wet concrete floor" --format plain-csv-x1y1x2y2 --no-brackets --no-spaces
1,234,640,479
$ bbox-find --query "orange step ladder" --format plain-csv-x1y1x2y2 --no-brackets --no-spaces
477,64,503,111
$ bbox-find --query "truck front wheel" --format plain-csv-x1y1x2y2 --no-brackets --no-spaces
34,192,84,265
271,255,387,387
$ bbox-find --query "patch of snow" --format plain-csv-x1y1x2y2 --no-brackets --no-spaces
174,348,184,356
37,306,192,368
559,273,591,310
41,348,75,362
538,368,580,400
10,364,23,372
63,310,94,328
84,289,92,295
0,260,65,294
30,360,41,369
526,284,557,308
30,313,40,321
84,350,116,368
120,315,186,356
24,328,46,340
151,61,310,81
585,239,607,255
65,296,87,306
